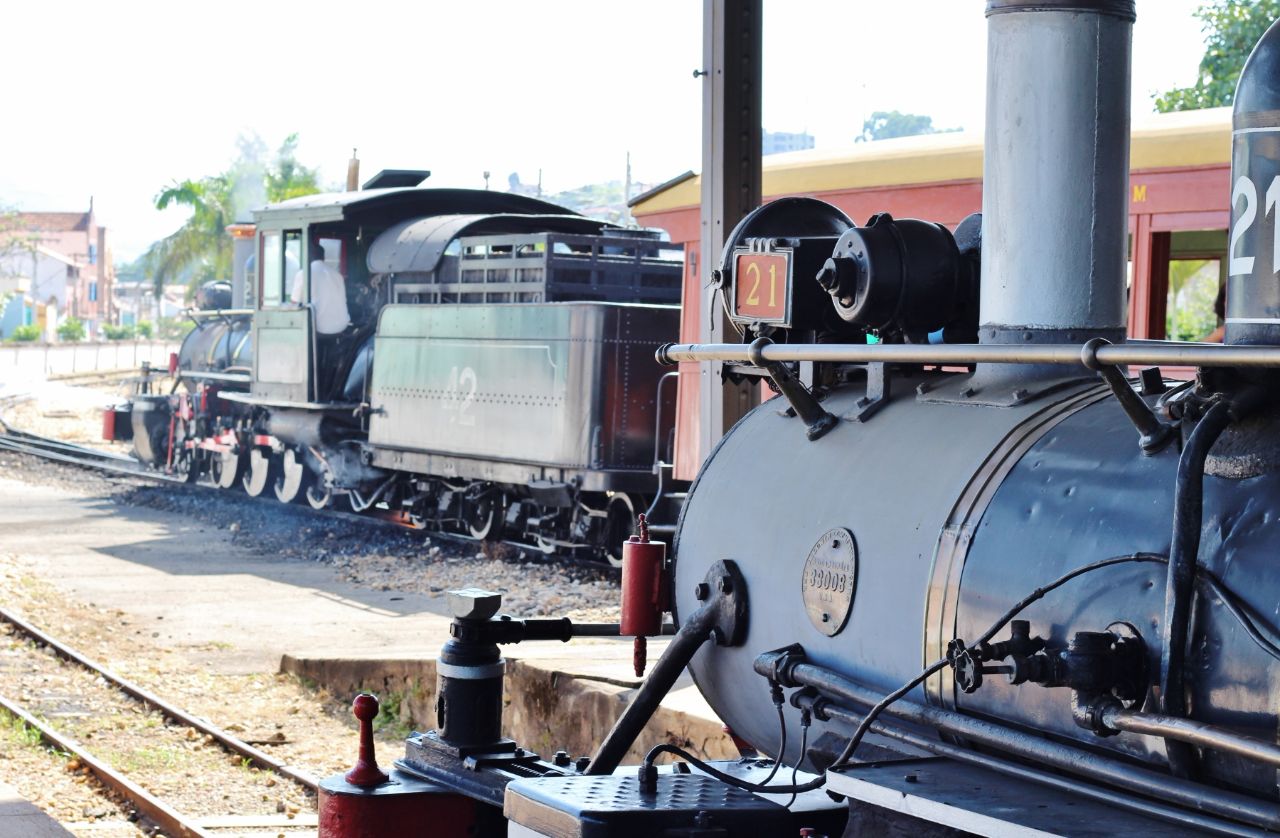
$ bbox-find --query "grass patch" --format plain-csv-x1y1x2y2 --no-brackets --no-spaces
0,708,42,749
109,745,189,772
373,691,411,739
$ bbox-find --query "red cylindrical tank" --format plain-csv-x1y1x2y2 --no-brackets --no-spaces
620,513,667,637
620,514,667,676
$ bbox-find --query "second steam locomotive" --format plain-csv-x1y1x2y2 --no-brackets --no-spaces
107,173,683,562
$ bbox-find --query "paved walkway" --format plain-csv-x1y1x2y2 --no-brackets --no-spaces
0,782,72,838
0,477,709,715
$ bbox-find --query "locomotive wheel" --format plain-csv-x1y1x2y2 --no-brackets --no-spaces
601,493,638,568
305,483,332,510
242,449,276,497
466,493,502,540
209,450,245,490
273,448,311,504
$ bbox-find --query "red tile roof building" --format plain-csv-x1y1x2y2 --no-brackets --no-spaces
7,200,115,334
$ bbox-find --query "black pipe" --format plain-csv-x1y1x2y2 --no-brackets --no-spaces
792,692,1264,838
1160,399,1234,777
784,661,1280,831
585,604,718,775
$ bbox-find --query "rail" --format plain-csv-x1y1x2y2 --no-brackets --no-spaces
0,607,319,790
0,420,623,575
0,695,212,838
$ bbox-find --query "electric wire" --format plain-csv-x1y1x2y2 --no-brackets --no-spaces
784,714,810,809
756,700,787,786
642,552,1280,797
1199,572,1280,663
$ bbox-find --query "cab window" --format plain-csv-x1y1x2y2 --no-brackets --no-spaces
284,231,303,302
260,232,282,306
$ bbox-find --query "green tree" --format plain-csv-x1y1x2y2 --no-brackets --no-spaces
857,111,959,142
0,206,39,282
141,133,323,295
57,317,85,342
147,175,235,295
267,134,322,202
136,321,154,339
1155,0,1280,112
102,323,136,341
9,324,40,342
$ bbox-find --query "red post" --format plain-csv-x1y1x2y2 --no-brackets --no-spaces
345,694,389,787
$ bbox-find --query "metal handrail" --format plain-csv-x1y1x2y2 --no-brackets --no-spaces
657,340,1280,370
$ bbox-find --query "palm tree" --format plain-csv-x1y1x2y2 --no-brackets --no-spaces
146,176,234,296
143,133,323,297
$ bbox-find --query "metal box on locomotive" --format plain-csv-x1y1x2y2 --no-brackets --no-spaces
366,302,679,491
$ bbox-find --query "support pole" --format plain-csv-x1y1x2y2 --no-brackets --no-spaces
698,0,762,464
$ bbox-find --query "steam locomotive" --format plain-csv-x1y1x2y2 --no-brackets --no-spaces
315,4,1280,837
106,176,683,562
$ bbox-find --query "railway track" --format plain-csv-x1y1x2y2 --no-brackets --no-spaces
0,607,319,837
0,419,620,578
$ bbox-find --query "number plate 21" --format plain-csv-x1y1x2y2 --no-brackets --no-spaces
732,250,791,324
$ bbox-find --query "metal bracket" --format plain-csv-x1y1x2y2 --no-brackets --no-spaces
747,338,839,441
847,362,891,422
1081,338,1175,454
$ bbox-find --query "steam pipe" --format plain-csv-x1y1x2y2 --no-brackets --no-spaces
1160,399,1237,777
1099,703,1280,771
792,692,1265,838
656,341,1280,369
780,661,1280,830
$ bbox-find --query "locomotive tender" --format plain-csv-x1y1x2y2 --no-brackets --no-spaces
109,175,683,561
317,4,1280,837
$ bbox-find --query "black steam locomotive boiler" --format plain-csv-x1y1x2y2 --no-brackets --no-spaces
316,4,1280,837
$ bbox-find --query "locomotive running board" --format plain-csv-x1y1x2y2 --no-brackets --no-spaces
827,758,1209,837
217,391,362,412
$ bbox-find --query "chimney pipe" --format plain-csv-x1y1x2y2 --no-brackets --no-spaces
346,149,360,192
980,1,1135,347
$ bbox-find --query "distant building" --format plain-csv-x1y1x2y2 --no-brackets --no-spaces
113,277,187,326
0,245,79,340
763,130,815,156
5,200,115,336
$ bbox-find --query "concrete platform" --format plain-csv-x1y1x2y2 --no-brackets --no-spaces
0,477,735,765
0,781,72,837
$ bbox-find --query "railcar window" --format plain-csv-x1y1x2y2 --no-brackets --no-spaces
261,232,282,307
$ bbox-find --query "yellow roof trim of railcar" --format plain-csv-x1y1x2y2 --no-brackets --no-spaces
632,107,1232,216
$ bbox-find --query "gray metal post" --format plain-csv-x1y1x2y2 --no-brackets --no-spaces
980,1,1134,345
698,0,762,463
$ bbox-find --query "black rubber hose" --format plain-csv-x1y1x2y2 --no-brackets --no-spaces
1160,398,1233,778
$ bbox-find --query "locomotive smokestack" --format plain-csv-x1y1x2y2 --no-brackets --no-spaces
980,1,1134,346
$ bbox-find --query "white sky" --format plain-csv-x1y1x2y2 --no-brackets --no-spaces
1,0,1207,260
